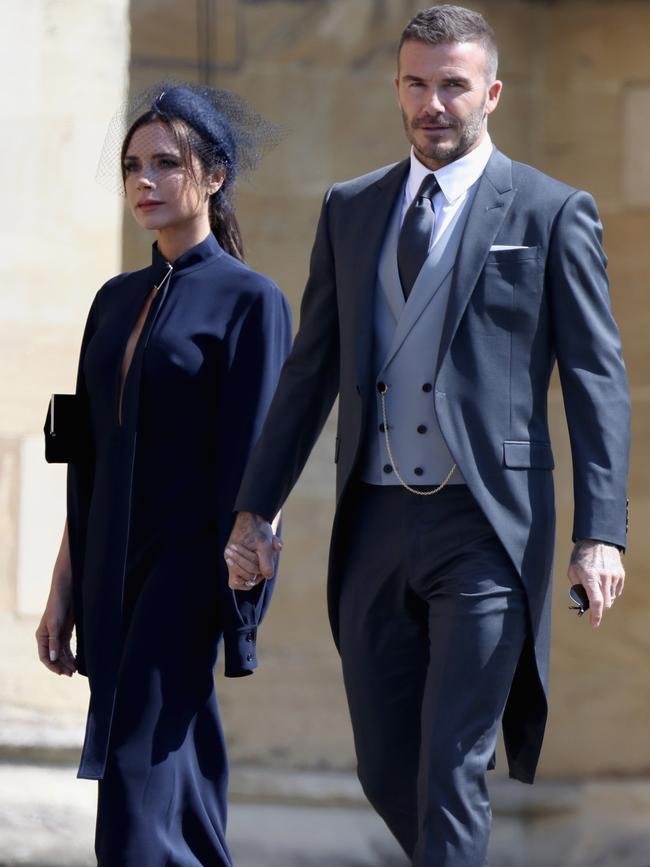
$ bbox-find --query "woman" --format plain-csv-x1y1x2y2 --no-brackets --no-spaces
36,83,291,866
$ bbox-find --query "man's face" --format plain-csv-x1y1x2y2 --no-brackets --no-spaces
395,39,502,170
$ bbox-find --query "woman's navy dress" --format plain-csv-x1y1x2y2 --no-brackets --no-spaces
65,234,291,865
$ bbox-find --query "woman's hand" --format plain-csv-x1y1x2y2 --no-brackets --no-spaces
35,584,77,677
36,521,77,676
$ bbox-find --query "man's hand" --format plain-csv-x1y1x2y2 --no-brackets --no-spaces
568,539,625,628
225,511,282,591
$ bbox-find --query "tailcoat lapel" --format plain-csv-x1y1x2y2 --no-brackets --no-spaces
435,148,515,376
350,159,410,390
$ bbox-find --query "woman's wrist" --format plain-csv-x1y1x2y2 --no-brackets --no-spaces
51,569,73,595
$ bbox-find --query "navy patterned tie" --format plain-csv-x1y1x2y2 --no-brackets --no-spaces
397,173,439,300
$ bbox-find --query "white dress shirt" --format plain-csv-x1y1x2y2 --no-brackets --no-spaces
401,133,494,251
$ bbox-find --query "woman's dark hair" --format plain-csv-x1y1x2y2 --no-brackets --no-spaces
399,5,498,81
121,111,245,262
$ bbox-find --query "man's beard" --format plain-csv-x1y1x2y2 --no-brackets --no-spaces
403,103,486,165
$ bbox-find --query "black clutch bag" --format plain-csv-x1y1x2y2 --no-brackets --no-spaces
44,394,90,464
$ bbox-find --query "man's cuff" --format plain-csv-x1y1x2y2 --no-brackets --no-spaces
233,500,275,526
223,624,258,678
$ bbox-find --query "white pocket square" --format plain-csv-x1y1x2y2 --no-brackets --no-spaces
489,245,531,251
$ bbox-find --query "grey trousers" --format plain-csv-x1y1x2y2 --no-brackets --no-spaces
337,483,528,867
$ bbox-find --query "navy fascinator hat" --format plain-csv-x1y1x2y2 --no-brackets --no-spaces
154,87,238,180
97,81,283,197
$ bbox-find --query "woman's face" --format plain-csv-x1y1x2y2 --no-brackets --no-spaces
122,121,223,232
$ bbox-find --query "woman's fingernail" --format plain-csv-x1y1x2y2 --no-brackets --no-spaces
49,650,57,662
226,558,233,566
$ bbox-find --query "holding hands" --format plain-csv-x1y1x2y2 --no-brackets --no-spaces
225,511,282,591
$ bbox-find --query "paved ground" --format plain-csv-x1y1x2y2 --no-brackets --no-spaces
0,762,407,867
2,759,650,867
2,632,650,867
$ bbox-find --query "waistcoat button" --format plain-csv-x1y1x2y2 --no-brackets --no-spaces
422,383,432,393
417,424,427,434
383,464,393,474
414,467,424,476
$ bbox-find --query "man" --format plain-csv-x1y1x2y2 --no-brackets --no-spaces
224,5,630,865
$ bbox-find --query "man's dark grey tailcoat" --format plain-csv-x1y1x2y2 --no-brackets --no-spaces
236,148,630,782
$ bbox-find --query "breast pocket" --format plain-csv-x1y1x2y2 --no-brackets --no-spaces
469,247,541,334
485,247,539,265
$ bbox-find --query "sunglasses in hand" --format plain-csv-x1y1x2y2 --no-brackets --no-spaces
568,584,590,617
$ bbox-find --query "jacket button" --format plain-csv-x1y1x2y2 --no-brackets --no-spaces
383,464,393,474
245,632,254,643
417,424,427,434
379,423,386,433
422,383,432,393
414,467,424,476
246,653,254,662
377,381,386,394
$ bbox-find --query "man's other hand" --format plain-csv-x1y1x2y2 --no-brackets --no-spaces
225,512,281,591
568,539,625,628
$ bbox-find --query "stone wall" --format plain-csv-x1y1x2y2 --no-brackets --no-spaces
1,0,648,783
0,0,130,710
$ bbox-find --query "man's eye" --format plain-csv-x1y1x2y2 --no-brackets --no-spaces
409,81,425,88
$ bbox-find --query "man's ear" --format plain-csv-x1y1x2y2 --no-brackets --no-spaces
485,79,503,117
394,73,402,107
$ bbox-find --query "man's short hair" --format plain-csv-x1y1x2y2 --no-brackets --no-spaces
398,5,499,81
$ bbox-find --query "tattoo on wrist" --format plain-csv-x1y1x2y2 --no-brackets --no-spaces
238,512,270,547
571,539,619,573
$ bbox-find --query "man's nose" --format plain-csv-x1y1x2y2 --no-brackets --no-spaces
425,88,445,114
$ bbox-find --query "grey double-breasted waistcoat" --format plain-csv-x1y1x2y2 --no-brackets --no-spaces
360,181,474,486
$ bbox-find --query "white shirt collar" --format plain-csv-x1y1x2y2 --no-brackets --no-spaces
407,133,494,205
